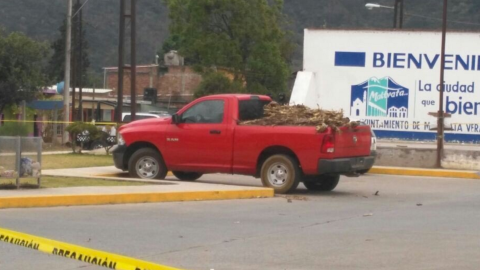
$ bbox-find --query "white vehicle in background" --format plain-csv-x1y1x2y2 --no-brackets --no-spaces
80,112,172,150
121,112,170,122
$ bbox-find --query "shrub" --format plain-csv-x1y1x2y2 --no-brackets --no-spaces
0,122,29,137
66,122,100,153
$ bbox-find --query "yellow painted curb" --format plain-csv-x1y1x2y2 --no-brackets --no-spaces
95,172,174,178
370,166,480,180
0,189,274,209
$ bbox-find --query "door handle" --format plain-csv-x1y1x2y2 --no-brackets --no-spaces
210,130,221,135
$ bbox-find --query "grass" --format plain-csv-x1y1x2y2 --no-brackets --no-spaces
0,153,114,171
41,154,114,169
0,176,147,189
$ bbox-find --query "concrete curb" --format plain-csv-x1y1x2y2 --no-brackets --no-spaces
94,172,175,178
0,189,274,209
370,166,480,180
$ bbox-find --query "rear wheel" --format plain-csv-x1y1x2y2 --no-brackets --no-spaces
172,171,203,181
260,154,301,194
303,175,340,192
129,148,168,180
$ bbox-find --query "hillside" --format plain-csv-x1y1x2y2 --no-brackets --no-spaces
1,0,479,74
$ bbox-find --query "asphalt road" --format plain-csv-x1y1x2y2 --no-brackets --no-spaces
1,173,480,270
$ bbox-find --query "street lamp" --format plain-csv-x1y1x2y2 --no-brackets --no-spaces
365,3,393,10
366,1,404,29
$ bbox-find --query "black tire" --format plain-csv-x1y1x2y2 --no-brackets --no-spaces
172,171,203,181
128,148,168,180
303,175,340,192
260,154,301,194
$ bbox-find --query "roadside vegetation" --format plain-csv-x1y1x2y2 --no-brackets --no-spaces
41,154,113,169
0,176,146,189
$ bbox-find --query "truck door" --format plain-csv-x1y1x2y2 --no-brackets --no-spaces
164,99,232,173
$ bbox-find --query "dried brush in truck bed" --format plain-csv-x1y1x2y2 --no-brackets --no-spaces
239,103,359,132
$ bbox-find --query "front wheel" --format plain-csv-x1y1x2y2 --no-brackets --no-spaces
303,175,340,192
260,154,301,194
128,148,168,180
172,171,203,181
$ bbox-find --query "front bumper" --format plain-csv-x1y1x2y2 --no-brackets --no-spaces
111,144,127,170
318,156,376,174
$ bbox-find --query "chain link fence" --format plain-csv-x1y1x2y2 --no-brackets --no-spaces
0,137,42,189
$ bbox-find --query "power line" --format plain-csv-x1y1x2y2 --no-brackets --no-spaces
72,0,90,18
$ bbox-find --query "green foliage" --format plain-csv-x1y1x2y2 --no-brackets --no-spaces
166,0,292,96
159,34,180,61
194,72,244,98
0,30,48,114
66,122,97,135
0,122,29,137
66,122,100,153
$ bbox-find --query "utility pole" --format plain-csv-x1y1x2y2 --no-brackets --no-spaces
63,0,72,144
393,0,399,28
117,0,137,123
436,0,448,168
130,0,137,122
393,0,404,29
92,83,96,121
399,0,404,28
78,0,84,122
71,0,79,122
116,0,125,123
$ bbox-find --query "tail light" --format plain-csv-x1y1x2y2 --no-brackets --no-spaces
321,134,335,153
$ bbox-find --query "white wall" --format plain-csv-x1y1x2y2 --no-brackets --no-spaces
291,29,480,142
290,71,319,108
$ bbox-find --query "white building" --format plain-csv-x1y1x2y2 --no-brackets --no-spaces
351,90,367,117
388,106,408,118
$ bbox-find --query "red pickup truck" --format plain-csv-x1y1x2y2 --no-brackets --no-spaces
112,94,374,194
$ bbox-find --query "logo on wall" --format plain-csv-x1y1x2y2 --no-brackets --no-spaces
350,77,409,118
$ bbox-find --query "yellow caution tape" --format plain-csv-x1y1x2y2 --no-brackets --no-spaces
0,227,184,270
1,119,119,125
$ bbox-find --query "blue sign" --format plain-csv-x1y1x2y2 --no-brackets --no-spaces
334,52,366,67
350,77,409,119
56,81,65,94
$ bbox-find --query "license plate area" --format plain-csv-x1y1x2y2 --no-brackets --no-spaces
351,157,366,169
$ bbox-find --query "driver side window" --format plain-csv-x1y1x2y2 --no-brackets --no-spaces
181,100,225,124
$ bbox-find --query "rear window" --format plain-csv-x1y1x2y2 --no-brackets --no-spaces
238,100,270,121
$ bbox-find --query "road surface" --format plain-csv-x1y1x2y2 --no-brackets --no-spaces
1,173,479,270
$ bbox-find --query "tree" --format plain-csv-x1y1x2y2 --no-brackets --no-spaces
48,1,90,84
0,30,48,114
194,72,244,98
158,34,182,61
166,0,293,95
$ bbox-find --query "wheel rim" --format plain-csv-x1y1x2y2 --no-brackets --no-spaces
135,156,159,178
267,162,289,187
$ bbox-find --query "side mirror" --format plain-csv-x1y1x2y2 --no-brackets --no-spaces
172,114,180,124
